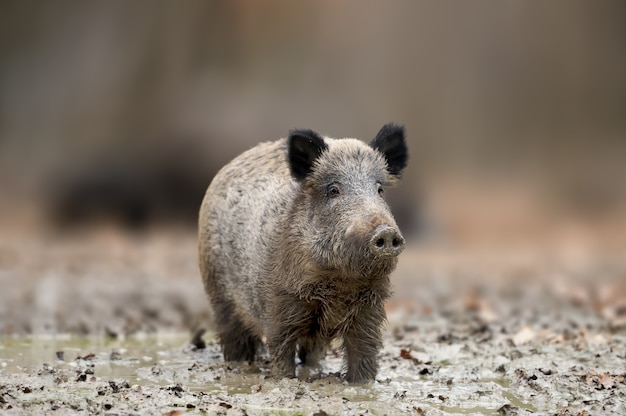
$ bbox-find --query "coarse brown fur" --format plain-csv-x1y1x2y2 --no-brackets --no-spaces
198,124,408,383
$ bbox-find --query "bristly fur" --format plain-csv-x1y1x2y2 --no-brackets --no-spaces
199,124,408,384
370,123,408,177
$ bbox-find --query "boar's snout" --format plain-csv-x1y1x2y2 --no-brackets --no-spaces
369,225,405,258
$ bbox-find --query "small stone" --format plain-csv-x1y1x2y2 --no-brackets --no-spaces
497,404,519,415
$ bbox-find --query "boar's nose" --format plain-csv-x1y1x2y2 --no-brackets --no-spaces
369,225,405,257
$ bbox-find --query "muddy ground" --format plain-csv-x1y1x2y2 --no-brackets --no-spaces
1,227,625,415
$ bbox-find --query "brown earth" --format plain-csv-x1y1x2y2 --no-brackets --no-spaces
0,221,625,414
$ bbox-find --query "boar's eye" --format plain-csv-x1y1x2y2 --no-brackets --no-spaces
326,184,341,198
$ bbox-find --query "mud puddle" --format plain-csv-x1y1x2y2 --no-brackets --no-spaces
2,316,624,415
0,333,518,415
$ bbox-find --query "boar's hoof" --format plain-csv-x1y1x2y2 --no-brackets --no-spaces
370,225,405,257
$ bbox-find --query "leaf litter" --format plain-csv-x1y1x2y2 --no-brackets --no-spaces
0,230,625,414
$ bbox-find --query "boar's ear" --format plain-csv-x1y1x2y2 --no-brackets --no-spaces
370,123,408,177
288,129,328,181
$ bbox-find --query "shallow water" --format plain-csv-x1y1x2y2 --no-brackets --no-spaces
0,334,508,414
0,334,188,380
1,325,625,415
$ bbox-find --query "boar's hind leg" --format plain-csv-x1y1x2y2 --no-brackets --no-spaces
214,298,260,362
297,337,326,367
343,303,386,383
220,324,260,362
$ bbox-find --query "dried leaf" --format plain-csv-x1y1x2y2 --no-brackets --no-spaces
512,326,535,345
598,372,615,389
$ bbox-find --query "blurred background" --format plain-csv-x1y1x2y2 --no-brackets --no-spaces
0,1,625,335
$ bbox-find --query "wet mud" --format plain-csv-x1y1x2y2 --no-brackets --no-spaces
2,299,625,415
1,231,625,415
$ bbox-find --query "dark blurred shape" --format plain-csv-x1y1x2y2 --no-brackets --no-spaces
385,186,426,241
47,139,217,230
190,328,206,350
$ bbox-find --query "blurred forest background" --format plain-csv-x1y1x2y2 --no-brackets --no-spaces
1,0,626,243
0,1,625,334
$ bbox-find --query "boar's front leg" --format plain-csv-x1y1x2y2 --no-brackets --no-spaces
267,293,313,379
342,301,386,383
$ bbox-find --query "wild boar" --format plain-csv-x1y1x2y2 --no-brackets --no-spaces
198,123,408,383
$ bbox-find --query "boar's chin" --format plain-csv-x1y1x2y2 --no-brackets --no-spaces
313,248,399,280
359,255,399,279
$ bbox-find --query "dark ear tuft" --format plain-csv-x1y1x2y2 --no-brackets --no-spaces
370,123,408,176
288,129,328,181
